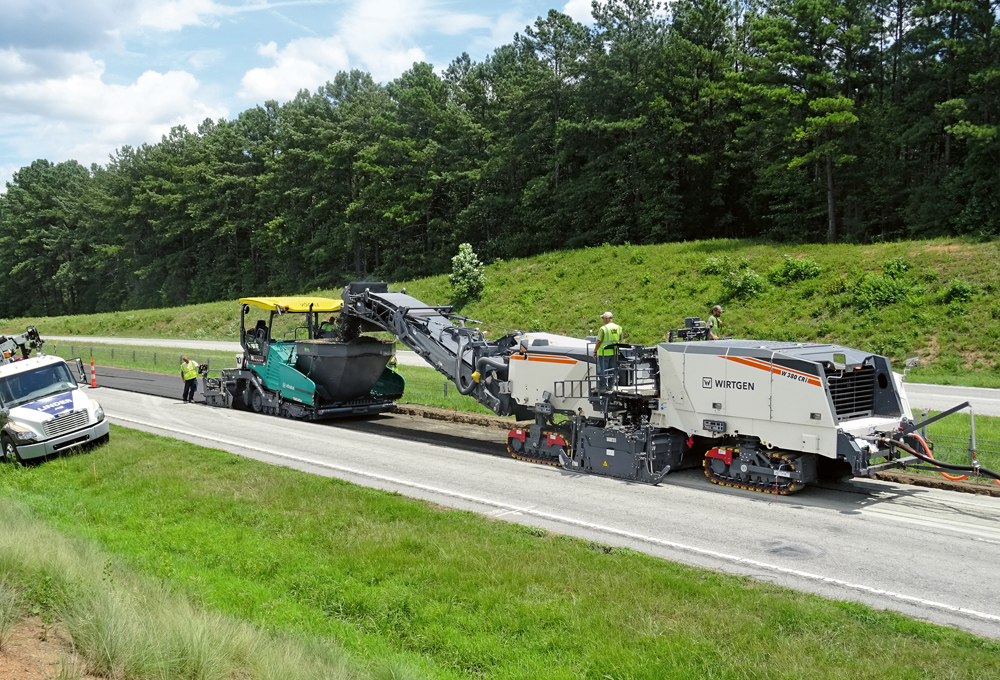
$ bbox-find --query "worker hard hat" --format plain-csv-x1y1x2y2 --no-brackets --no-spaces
601,311,613,319
712,305,723,313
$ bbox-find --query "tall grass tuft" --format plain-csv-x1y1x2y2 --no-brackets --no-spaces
0,579,23,651
0,498,369,680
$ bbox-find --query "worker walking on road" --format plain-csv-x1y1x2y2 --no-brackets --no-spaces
181,356,200,403
707,305,723,340
592,311,622,390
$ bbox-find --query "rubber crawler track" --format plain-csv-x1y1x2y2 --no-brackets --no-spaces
507,430,566,468
702,453,805,495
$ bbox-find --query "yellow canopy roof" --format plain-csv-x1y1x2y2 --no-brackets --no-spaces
239,296,343,313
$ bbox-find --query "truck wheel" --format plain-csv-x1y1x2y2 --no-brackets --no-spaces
2,435,23,463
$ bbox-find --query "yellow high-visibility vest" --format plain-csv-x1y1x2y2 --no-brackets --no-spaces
182,361,199,381
597,323,622,356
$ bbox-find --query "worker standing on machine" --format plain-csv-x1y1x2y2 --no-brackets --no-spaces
707,305,723,340
592,311,622,390
180,356,200,403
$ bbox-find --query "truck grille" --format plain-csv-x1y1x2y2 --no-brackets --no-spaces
827,366,876,421
43,410,90,438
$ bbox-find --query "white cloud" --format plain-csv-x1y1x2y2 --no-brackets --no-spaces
562,0,595,24
137,0,228,30
0,55,227,186
240,38,352,101
238,0,506,101
188,48,226,70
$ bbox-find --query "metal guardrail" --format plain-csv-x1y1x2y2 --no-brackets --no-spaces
916,408,1000,484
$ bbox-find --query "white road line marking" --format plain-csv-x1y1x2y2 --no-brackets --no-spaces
109,414,1000,625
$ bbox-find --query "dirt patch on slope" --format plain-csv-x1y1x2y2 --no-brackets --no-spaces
0,617,97,680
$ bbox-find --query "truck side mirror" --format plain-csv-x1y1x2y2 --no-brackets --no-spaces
905,356,919,368
75,357,86,382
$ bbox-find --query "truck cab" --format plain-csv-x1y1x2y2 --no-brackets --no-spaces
0,355,109,462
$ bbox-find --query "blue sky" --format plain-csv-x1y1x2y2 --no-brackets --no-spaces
0,0,595,189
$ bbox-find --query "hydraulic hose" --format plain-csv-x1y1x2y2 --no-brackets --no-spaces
888,436,1000,482
476,356,508,380
909,432,967,482
455,334,477,396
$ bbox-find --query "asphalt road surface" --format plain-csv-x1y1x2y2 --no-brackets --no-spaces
81,380,1000,640
51,335,1000,415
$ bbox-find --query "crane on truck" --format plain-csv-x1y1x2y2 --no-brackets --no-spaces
337,283,999,494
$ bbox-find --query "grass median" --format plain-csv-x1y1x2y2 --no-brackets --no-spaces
1,425,998,679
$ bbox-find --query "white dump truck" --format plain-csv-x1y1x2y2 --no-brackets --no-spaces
0,328,108,463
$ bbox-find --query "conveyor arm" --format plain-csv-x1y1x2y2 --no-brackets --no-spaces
340,283,524,416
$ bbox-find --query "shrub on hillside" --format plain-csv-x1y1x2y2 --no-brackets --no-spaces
767,256,821,285
943,278,975,303
701,255,750,275
723,269,768,301
852,274,911,312
882,257,910,279
450,243,485,301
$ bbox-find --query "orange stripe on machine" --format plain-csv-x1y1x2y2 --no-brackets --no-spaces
519,354,578,365
719,356,821,387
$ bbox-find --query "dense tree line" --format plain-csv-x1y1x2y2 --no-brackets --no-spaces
1,0,997,317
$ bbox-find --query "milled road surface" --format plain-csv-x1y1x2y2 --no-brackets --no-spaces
52,335,1000,414
83,383,1000,639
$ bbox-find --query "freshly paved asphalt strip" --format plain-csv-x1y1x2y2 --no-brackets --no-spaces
81,379,1000,640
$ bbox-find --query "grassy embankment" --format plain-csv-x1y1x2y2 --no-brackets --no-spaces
4,237,999,386
1,426,998,679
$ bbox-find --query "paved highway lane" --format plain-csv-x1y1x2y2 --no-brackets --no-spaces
50,335,1000,413
904,382,1000,417
86,386,1000,639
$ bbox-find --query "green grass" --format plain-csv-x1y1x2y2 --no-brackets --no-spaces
1,426,999,679
3,237,999,385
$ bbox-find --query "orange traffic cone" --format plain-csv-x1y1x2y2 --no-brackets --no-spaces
90,357,98,388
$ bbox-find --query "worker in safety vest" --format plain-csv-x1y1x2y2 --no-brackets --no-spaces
592,311,622,390
180,356,200,403
707,305,723,340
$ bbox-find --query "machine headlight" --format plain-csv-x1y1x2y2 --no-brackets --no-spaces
94,404,105,422
13,429,37,441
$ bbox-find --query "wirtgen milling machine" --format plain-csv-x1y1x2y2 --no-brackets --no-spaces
339,282,995,493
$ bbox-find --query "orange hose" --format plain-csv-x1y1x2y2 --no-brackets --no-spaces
909,432,969,481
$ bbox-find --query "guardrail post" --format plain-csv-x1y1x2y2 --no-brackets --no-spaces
111,348,114,360
443,381,448,397
153,352,156,365
132,350,135,363
969,408,977,466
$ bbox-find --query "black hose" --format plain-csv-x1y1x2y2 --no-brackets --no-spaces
891,439,1000,480
455,335,477,396
476,356,508,380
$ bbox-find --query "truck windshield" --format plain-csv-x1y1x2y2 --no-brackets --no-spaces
0,363,77,407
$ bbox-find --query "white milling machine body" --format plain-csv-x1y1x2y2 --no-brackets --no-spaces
341,283,937,494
